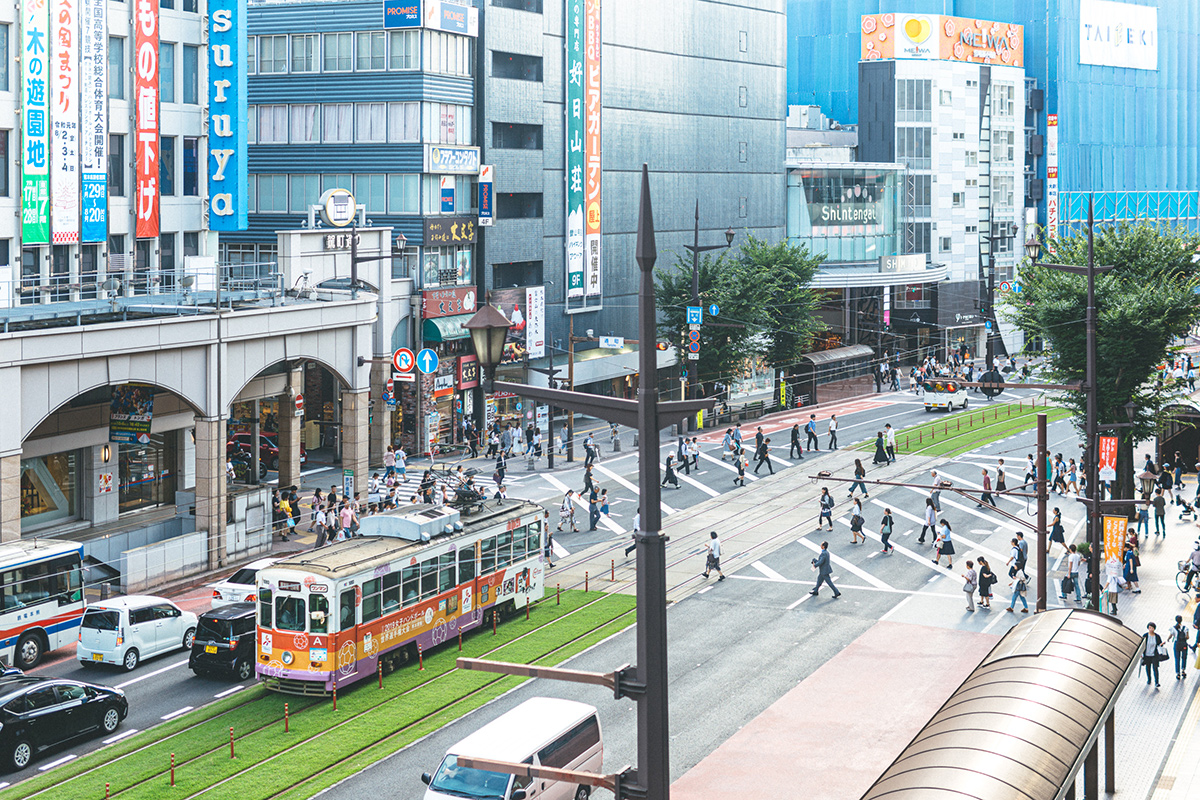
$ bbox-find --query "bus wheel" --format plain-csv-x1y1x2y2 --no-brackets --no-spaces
14,633,42,670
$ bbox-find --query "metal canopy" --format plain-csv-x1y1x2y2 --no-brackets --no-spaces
861,610,1143,800
422,313,473,342
798,344,874,366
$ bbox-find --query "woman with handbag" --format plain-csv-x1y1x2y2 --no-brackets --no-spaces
1143,622,1164,688
962,560,978,612
879,509,894,554
849,499,866,544
977,557,995,609
1123,541,1141,594
932,519,955,568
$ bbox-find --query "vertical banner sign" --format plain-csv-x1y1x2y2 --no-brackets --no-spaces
583,0,602,297
208,0,248,230
1097,435,1118,482
477,164,493,226
134,0,159,238
439,175,455,212
564,0,585,299
21,0,51,245
525,285,545,358
1046,113,1059,237
1102,515,1124,564
80,0,107,242
51,0,80,244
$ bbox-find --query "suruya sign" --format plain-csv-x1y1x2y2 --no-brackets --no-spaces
208,0,248,230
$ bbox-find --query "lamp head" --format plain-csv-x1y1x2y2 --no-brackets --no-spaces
1024,235,1042,262
462,304,513,370
725,227,736,246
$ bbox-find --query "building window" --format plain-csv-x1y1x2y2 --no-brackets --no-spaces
108,134,124,196
118,434,177,513
492,122,542,150
80,244,97,299
184,232,199,257
491,50,540,81
422,245,473,287
0,24,9,91
993,83,1015,117
939,89,952,106
992,175,1015,209
896,79,932,122
356,31,386,70
291,34,318,72
896,127,931,170
323,32,353,71
19,452,78,525
427,31,473,75
257,174,288,213
182,0,197,12
19,249,38,306
424,102,472,145
323,173,352,193
160,233,176,289
291,104,320,144
738,86,747,107
159,42,174,102
903,222,931,255
389,30,418,69
50,245,69,302
952,192,963,207
492,260,543,288
992,129,1015,164
323,103,353,143
0,131,8,196
387,174,419,214
495,192,542,219
259,34,288,74
183,138,199,195
965,225,977,234
108,38,125,99
493,0,542,11
258,105,288,144
991,222,1014,252
966,79,977,88
290,173,319,213
965,151,977,167
939,236,952,253
966,178,977,187
952,131,964,140
356,103,387,143
355,174,386,214
895,283,931,309
246,37,255,75
246,105,256,143
388,102,419,143
182,45,199,104
160,136,175,195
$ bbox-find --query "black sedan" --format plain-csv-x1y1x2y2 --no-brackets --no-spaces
0,675,128,771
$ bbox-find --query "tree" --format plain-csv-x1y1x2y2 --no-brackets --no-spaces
1003,222,1200,503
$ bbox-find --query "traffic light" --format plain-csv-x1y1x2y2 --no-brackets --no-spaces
656,342,669,351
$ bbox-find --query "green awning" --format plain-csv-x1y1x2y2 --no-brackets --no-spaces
423,314,472,342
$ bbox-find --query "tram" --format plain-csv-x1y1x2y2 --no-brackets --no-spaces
254,500,547,694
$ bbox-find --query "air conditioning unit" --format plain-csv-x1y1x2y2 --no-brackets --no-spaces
1029,135,1044,156
1028,89,1044,110
1028,180,1044,202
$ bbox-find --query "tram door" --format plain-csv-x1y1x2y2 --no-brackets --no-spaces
336,587,360,682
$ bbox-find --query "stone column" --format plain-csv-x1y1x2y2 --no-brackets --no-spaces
0,454,20,542
369,361,392,469
341,389,370,498
194,416,228,571
277,368,304,490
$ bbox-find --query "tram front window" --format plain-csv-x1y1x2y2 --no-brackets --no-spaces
275,596,306,632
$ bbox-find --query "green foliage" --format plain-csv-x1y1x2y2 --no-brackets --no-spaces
738,235,826,371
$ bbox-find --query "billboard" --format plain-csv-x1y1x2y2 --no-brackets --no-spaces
421,0,478,36
51,0,80,244
1079,0,1157,71
208,0,248,230
1046,114,1059,235
583,0,602,298
490,286,545,364
80,0,108,243
109,384,156,444
134,0,160,238
564,0,585,299
21,0,51,245
382,0,421,28
861,14,1023,68
478,164,493,226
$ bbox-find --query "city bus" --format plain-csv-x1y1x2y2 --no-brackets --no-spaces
922,378,969,412
0,540,85,668
254,500,547,695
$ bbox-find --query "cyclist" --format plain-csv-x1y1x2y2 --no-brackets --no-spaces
1186,541,1200,591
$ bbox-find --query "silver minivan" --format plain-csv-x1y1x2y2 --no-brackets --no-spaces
77,596,198,671
422,697,603,800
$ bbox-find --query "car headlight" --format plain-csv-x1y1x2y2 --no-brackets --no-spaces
281,651,294,665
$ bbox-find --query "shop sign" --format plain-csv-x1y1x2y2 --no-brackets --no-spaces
880,254,925,274
21,0,51,244
484,396,496,430
478,165,493,226
322,232,360,251
564,0,585,298
320,188,357,228
422,0,478,36
861,14,1023,67
1079,0,1157,71
80,0,108,242
458,355,479,390
425,145,480,174
208,0,248,230
434,374,454,396
424,216,477,246
50,0,80,244
109,384,156,444
583,0,602,298
134,0,160,238
382,0,421,28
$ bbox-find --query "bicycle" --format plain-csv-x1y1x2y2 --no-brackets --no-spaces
1176,560,1198,594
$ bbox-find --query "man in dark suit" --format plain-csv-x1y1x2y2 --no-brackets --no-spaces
754,438,774,475
809,541,841,598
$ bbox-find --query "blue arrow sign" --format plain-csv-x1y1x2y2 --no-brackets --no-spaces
709,304,720,317
985,321,993,330
417,348,440,374
686,306,703,325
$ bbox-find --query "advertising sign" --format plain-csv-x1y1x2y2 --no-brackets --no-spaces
807,183,883,234
21,0,51,244
1097,435,1118,482
382,0,421,28
422,286,476,319
134,0,160,238
209,0,248,230
109,384,156,444
1046,114,1059,236
584,0,602,298
50,0,80,244
1102,515,1125,564
478,164,493,227
80,0,108,243
490,287,545,363
1079,0,1157,71
458,355,479,390
861,14,1023,68
424,216,477,246
440,176,455,213
564,0,585,299
422,0,477,36
525,285,545,358
425,145,480,174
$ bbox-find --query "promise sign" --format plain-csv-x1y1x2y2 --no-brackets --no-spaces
134,0,159,238
208,0,247,230
21,0,51,244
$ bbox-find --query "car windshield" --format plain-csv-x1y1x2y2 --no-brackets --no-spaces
429,756,510,799
81,609,120,631
196,617,232,642
224,568,258,586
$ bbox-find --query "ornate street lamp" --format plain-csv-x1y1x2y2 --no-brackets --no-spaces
462,304,513,390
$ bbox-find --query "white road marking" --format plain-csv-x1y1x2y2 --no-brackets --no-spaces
732,573,962,600
876,497,1014,570
879,594,915,622
661,463,721,498
541,474,624,534
698,586,713,595
115,657,190,689
698,452,758,481
786,593,812,610
37,755,76,771
751,561,787,582
551,540,570,559
798,534,893,590
102,729,140,744
161,706,195,720
214,684,247,698
590,464,678,515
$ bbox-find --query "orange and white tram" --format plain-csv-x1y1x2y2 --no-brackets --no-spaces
255,500,547,694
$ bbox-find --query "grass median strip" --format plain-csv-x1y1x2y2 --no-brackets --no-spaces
0,590,629,800
856,401,1071,460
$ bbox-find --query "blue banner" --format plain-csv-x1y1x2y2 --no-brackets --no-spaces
382,0,420,28
81,174,107,243
208,0,248,230
477,165,493,226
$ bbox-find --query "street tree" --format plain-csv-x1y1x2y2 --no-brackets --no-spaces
1004,222,1200,503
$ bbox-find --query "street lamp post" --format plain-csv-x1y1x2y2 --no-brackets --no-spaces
680,201,735,433
983,223,1017,368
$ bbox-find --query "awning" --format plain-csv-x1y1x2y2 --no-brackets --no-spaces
422,314,472,342
798,344,874,366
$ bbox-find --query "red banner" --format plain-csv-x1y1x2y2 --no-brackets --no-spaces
1097,435,1118,482
134,0,159,238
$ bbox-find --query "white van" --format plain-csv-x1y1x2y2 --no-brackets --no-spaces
77,595,198,671
922,379,968,412
421,697,602,800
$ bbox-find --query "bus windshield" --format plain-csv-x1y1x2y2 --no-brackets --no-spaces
429,755,509,799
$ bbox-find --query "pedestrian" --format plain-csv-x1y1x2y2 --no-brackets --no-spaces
582,464,596,495
584,433,598,467
1006,567,1030,613
396,446,407,479
1169,615,1191,679
501,424,513,457
932,519,955,568
996,458,1007,493
493,484,508,502
1152,488,1167,536
1063,544,1084,602
340,500,358,539
732,423,744,453
849,500,866,544
848,459,869,498
734,447,748,487
1023,453,1037,485
557,491,579,532
384,445,396,479
827,414,839,450
818,487,834,531
885,423,897,463
1066,458,1079,495
600,488,610,520
678,437,691,476
872,431,888,465
1123,541,1141,593
1143,622,1163,688
755,426,764,453
722,429,734,461
1104,553,1124,614
930,470,943,512
662,455,681,489
588,486,601,531
977,557,995,609
702,531,726,581
919,498,937,544
879,508,894,554
963,560,978,612
1158,465,1174,504
688,437,701,470
558,427,569,457
486,430,499,458
609,422,619,452
809,541,841,598
313,504,329,548
494,452,507,487
277,491,292,541
544,527,556,568
790,423,803,459
805,414,819,451
624,507,640,558
308,488,323,531
1015,531,1029,567
978,469,997,508
754,437,774,475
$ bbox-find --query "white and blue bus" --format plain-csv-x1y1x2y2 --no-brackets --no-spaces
0,540,85,668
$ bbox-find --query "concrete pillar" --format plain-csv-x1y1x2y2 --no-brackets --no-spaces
341,389,370,498
369,361,392,469
194,416,228,571
0,454,19,542
277,369,304,490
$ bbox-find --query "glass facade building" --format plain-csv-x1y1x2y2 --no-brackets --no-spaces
787,165,903,265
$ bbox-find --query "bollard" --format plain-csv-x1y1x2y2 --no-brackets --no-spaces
905,435,909,449
418,643,425,671
333,678,338,711
969,414,973,428
493,611,497,635
557,584,561,605
611,559,615,581
230,726,235,759
944,423,947,435
285,702,289,733
526,597,530,620
378,660,383,689
170,753,175,787
585,571,589,592
957,418,960,431
458,631,462,651
107,783,110,800
919,431,922,443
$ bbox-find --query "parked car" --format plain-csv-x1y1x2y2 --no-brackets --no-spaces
189,603,257,681
210,557,280,607
76,596,198,672
226,432,306,471
0,675,127,771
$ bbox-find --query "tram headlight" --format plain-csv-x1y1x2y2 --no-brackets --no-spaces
281,651,294,665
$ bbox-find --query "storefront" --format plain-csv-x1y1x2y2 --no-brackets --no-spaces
936,280,985,361
117,434,178,513
20,452,79,529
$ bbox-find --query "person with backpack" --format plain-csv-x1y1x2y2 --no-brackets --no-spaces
733,448,748,487
1169,615,1191,680
817,487,834,531
879,508,894,554
1006,567,1030,613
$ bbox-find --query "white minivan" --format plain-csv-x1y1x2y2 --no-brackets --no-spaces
77,596,198,671
421,697,602,800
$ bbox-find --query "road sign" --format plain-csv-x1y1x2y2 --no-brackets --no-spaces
686,306,703,325
416,348,439,374
688,324,700,332
600,336,624,349
687,330,700,342
515,402,522,411
393,372,416,383
294,393,304,416
393,348,415,373
687,342,700,353
343,469,354,500
709,304,719,317
687,353,699,360
985,320,993,330
385,378,394,394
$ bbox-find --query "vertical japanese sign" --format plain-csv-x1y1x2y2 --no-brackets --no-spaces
564,0,585,299
134,0,159,239
1097,435,1118,482
208,0,247,230
583,0,601,298
1046,113,1059,236
80,0,107,242
525,285,545,358
1102,515,1124,564
477,164,493,226
51,0,80,244
21,0,51,245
